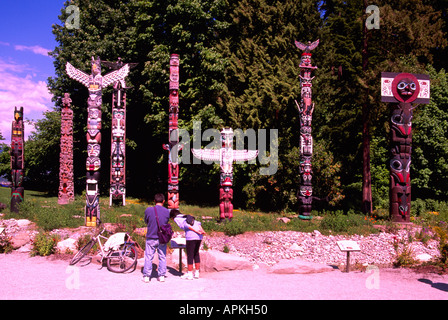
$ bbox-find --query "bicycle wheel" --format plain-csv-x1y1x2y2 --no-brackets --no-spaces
106,244,137,273
70,238,95,266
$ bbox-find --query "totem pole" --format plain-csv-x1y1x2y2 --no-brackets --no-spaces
294,39,319,220
192,128,258,221
58,93,75,205
10,107,25,213
66,57,129,226
163,54,182,209
381,72,430,222
102,58,137,206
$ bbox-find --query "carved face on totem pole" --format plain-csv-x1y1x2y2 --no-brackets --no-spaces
391,107,412,137
87,144,101,157
298,185,313,216
14,107,23,122
390,73,420,103
91,56,101,76
300,155,312,185
86,156,101,171
390,154,411,186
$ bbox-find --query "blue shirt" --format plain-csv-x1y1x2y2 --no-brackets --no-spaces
144,205,170,239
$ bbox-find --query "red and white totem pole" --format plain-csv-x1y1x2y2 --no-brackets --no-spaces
66,57,129,226
294,39,319,220
103,58,137,207
58,93,75,205
10,106,25,213
381,72,430,222
192,128,258,221
163,54,182,209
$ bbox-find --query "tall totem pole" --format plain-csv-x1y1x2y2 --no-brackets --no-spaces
58,93,75,205
66,57,129,226
294,39,319,220
163,54,181,209
192,128,258,221
381,72,430,222
102,58,137,207
10,107,25,213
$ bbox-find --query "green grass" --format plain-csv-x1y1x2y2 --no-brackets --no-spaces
0,186,380,236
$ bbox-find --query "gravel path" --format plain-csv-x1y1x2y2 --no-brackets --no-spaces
2,217,448,302
1,251,447,301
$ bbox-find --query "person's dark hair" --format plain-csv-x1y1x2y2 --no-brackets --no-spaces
154,193,165,204
170,209,180,219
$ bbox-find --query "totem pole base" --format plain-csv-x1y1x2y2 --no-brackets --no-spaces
86,216,98,227
58,195,70,205
391,215,411,223
11,187,24,213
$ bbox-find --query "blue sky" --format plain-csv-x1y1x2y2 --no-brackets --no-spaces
0,0,66,142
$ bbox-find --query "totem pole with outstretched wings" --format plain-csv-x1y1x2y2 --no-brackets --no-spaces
66,57,129,226
192,128,258,221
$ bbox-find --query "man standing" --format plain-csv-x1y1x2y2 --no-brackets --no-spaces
142,193,170,282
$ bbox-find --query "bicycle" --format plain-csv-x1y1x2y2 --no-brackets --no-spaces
69,219,138,273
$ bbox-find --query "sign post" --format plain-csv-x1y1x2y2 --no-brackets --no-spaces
337,240,361,273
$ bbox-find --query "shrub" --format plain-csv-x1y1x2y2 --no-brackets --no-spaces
319,212,372,234
31,232,60,257
392,236,417,267
0,233,13,254
433,221,448,265
75,234,93,251
223,220,246,236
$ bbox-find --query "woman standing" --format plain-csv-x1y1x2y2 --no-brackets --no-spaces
172,209,206,280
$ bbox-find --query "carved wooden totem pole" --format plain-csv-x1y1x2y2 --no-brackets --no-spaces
294,39,319,220
10,107,25,213
58,93,75,205
381,72,430,222
66,57,129,226
192,128,258,221
163,54,181,209
103,58,137,207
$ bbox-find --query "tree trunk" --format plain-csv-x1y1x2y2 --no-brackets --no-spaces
362,0,372,214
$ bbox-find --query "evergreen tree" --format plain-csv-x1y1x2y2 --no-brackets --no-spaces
218,0,343,211
413,66,448,199
23,0,448,213
317,0,447,210
48,0,230,201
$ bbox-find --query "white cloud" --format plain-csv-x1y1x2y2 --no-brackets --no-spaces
0,58,53,143
14,44,51,57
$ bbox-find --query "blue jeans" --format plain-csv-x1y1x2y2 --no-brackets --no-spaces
143,238,167,278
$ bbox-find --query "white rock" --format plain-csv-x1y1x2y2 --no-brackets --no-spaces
16,219,32,227
57,238,78,253
416,253,433,262
200,249,253,272
270,258,334,274
17,243,32,253
289,243,303,251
